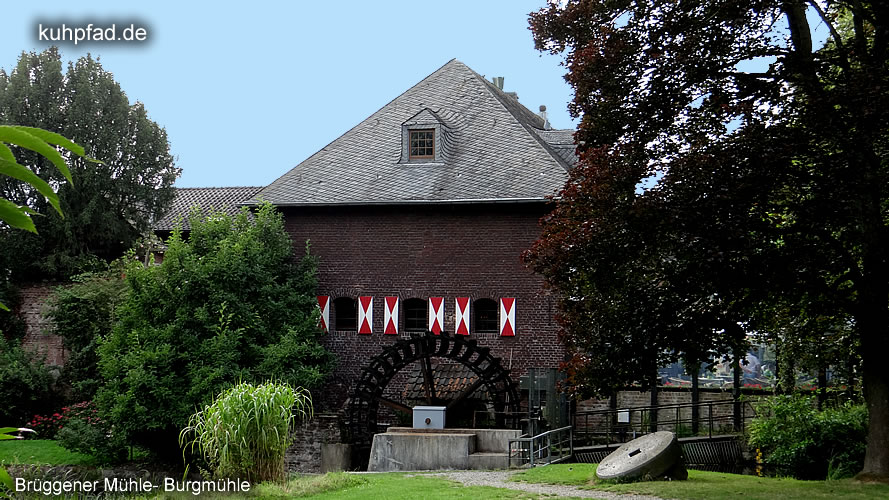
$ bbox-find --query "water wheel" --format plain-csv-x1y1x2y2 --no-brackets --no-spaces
347,331,519,450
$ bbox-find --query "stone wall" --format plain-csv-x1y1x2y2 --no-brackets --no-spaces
285,414,346,473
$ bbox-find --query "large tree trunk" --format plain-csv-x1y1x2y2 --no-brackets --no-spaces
854,243,889,481
857,308,889,482
859,357,889,481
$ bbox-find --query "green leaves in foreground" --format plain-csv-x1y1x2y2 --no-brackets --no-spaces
180,381,312,483
0,126,81,232
0,427,27,440
0,124,94,310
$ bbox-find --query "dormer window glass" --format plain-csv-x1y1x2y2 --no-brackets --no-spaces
409,129,435,159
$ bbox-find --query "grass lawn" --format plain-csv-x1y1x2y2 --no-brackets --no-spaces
512,464,889,500
132,473,547,499
254,473,541,500
0,439,97,466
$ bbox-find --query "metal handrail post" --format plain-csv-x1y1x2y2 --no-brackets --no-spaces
675,405,680,434
569,426,574,459
708,401,713,438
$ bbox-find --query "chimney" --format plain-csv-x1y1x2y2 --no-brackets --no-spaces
492,76,519,99
539,105,552,130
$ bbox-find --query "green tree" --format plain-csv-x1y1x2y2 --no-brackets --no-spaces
528,0,889,480
0,47,179,280
96,203,334,457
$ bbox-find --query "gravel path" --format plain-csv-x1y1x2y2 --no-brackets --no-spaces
427,470,668,500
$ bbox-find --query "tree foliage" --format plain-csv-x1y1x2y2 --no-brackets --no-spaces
749,396,867,480
96,203,334,456
0,47,179,280
527,0,889,479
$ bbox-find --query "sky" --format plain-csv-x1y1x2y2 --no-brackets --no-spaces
1,1,578,188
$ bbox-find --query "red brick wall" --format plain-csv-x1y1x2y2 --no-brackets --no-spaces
16,283,67,366
281,203,564,412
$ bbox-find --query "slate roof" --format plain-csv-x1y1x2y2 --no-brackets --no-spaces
534,129,578,167
250,59,575,207
154,186,263,231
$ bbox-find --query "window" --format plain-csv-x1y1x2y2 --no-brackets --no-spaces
409,129,434,159
404,298,427,332
474,298,498,333
333,297,357,331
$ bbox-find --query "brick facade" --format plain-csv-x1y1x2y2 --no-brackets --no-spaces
281,203,565,413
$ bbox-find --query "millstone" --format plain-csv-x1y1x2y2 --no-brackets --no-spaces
595,431,688,481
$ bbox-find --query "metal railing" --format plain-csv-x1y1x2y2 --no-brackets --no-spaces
574,399,757,445
508,425,573,467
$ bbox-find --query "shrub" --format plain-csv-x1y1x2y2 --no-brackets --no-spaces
57,417,127,464
97,203,334,457
28,401,99,441
0,337,54,426
180,381,311,482
748,395,867,479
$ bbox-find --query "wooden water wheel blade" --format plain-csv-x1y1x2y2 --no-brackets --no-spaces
374,395,412,414
421,356,437,403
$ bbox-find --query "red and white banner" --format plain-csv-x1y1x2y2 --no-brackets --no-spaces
358,296,373,335
428,297,444,334
500,298,515,337
455,297,470,335
384,296,399,335
317,296,329,333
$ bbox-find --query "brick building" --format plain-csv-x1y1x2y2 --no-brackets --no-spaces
156,60,576,426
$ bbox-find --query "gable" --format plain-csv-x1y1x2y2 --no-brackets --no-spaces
252,59,573,207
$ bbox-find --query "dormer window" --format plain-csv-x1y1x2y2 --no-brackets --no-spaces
409,129,435,159
400,108,451,164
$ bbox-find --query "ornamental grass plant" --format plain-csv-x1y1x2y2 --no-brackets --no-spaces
179,381,312,483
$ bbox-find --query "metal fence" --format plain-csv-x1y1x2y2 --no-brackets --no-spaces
574,399,757,445
508,425,574,467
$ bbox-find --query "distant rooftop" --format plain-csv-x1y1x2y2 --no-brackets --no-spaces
153,186,263,231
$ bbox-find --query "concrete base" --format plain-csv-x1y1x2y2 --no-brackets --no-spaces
468,452,510,470
321,443,352,472
367,428,521,472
